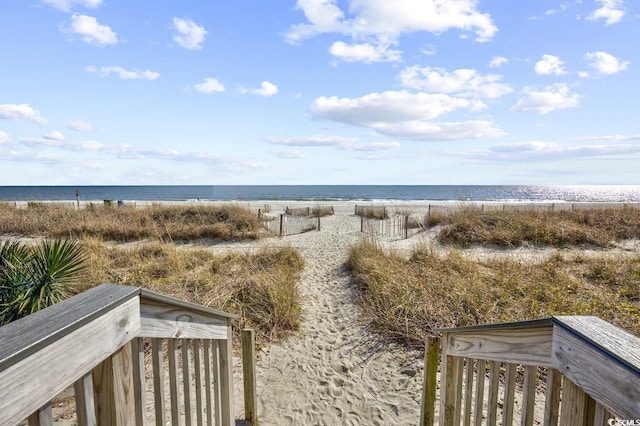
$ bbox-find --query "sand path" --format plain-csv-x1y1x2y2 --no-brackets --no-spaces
229,205,425,425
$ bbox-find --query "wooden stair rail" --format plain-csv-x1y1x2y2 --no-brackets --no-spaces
421,316,640,426
0,284,242,426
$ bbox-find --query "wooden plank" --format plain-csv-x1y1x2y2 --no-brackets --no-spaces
442,355,460,426
212,341,222,426
140,289,237,320
194,339,205,426
438,332,450,426
454,357,464,426
445,326,553,367
28,401,53,426
551,321,640,419
0,296,141,426
167,339,182,426
521,365,537,426
204,340,214,426
473,360,485,426
152,338,166,426
463,359,474,426
139,301,227,339
242,329,258,426
74,372,97,426
0,284,140,372
111,341,136,425
420,336,440,426
131,338,147,426
219,322,236,426
502,363,516,426
559,375,574,426
182,339,193,426
543,368,561,426
486,361,500,426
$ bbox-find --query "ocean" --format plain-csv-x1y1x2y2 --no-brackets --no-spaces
0,185,639,203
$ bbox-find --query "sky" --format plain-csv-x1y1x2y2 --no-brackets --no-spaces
1,0,639,185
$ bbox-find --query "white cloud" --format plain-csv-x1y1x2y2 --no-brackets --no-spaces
587,0,625,25
373,120,505,141
0,104,48,125
398,66,512,99
0,131,10,145
66,14,117,46
42,0,102,12
21,138,105,151
311,90,480,126
329,40,401,63
421,44,436,56
489,56,508,68
273,149,306,159
571,133,640,142
67,120,94,132
266,135,400,151
266,135,359,147
585,51,629,74
511,84,581,114
43,131,65,141
193,78,225,94
453,140,640,162
172,17,207,50
545,3,570,16
534,54,567,75
86,66,159,80
286,0,498,62
240,81,279,97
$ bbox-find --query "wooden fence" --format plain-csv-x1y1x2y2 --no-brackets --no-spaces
0,284,257,426
420,316,640,425
261,214,319,236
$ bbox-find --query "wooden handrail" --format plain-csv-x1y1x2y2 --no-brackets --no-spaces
424,316,640,425
0,283,243,426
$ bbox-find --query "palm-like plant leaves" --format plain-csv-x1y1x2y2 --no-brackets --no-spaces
0,239,87,324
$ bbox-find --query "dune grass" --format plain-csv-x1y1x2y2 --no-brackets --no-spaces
347,240,640,348
81,238,303,341
0,203,265,242
436,206,640,248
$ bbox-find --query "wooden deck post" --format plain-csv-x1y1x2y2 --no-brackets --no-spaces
92,342,136,426
420,336,440,426
242,329,258,426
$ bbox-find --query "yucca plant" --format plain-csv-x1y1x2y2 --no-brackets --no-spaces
0,239,87,324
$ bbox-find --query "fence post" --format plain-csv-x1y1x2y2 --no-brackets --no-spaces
242,329,258,426
75,189,80,210
317,216,321,232
257,208,261,219
405,214,409,239
427,205,431,229
360,215,364,233
279,214,284,237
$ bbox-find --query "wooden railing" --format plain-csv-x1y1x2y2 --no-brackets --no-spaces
420,316,640,425
0,284,248,426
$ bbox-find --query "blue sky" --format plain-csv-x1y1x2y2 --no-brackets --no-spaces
1,0,638,185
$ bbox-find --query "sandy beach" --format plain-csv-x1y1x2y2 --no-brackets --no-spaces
9,199,639,425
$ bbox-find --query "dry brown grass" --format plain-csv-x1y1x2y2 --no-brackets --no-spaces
437,206,640,248
0,203,265,242
347,240,640,348
80,238,303,341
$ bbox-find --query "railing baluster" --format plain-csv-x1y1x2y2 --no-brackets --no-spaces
182,339,193,426
486,361,500,426
75,372,97,426
212,340,222,426
473,359,485,426
168,339,182,426
454,357,464,426
543,368,561,426
521,365,537,426
194,339,204,426
463,359,474,426
502,363,516,426
28,401,53,426
152,338,166,426
131,338,146,426
203,340,214,426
